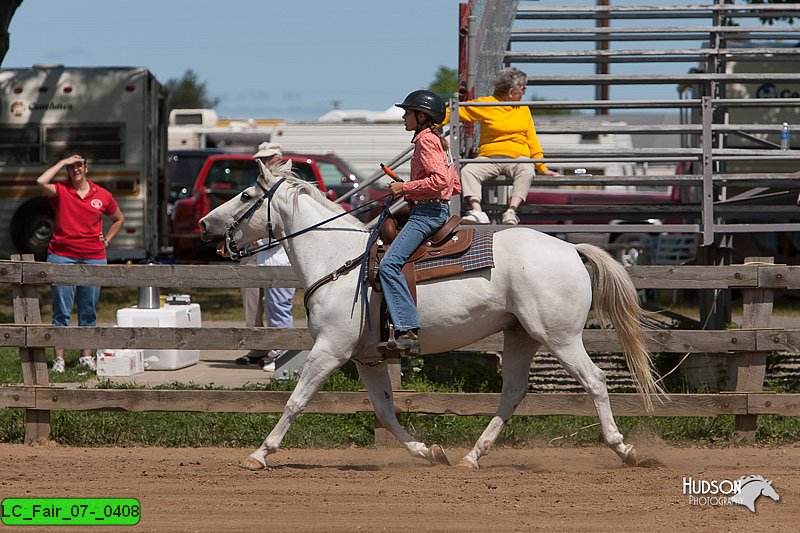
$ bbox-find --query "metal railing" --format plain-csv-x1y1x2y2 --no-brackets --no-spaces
453,0,800,248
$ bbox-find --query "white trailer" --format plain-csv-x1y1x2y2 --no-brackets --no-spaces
0,65,168,260
269,121,414,180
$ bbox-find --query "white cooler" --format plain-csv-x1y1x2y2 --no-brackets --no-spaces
116,303,202,370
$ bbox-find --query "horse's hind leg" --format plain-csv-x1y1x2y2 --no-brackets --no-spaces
243,345,347,470
549,339,637,465
458,330,537,469
356,361,450,465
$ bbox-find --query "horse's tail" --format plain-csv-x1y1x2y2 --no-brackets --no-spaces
575,243,665,412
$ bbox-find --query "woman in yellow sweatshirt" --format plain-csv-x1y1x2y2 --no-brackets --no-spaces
451,67,558,224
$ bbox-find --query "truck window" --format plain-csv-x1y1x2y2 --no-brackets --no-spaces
291,161,317,185
316,160,346,188
44,125,124,162
205,160,260,191
0,126,40,163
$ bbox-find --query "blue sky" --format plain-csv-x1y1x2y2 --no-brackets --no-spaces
5,0,463,120
5,1,786,121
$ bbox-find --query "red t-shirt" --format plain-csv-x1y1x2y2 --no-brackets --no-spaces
48,180,119,259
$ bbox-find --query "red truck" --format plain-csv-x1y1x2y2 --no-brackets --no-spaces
170,152,363,260
514,184,692,265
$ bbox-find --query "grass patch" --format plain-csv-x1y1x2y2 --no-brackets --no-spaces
3,362,800,448
3,403,800,448
0,285,307,325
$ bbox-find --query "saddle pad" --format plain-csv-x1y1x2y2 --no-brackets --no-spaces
414,229,494,279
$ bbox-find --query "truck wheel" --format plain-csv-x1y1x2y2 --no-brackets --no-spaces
10,198,55,261
612,233,651,267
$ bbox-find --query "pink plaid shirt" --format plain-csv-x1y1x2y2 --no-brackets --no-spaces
402,128,461,201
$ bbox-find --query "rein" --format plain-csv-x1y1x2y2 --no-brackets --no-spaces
224,177,389,260
221,176,393,312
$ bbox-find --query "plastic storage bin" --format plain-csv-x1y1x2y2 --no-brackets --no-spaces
115,303,202,370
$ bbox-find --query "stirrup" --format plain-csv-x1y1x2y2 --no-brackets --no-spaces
377,329,420,355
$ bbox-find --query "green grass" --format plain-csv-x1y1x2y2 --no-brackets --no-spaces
3,357,800,448
0,285,307,325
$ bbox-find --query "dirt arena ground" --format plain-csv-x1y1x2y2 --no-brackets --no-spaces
1,443,797,532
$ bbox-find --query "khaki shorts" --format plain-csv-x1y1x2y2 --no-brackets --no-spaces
460,156,535,202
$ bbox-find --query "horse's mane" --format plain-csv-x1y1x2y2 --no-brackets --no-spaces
269,175,367,230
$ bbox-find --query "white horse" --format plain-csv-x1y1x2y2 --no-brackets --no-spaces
199,163,663,470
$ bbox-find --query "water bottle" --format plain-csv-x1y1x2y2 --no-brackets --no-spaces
781,122,791,151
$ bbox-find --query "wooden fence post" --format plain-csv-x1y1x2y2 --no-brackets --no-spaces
374,355,402,447
12,254,51,443
731,257,773,441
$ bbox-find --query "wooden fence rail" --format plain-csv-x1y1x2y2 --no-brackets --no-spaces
1,258,798,444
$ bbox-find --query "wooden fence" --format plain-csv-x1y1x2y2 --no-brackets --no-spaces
2,255,799,444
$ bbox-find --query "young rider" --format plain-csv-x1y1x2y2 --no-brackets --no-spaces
377,90,461,353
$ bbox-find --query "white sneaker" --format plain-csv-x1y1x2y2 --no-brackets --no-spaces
501,209,519,225
267,349,287,360
77,355,96,371
461,209,490,224
52,358,65,373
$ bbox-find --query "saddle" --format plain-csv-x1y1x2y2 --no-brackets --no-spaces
367,215,473,302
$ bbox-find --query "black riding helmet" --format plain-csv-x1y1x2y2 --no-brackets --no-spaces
395,90,446,124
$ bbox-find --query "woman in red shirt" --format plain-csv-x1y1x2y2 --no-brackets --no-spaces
377,90,461,353
36,154,125,372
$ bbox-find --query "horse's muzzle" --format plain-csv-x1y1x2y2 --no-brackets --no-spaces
198,221,213,242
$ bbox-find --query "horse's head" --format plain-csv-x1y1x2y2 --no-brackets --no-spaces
200,158,366,260
199,160,291,255
732,475,780,512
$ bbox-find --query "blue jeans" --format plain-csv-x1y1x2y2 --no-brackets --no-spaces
378,202,449,332
48,254,106,327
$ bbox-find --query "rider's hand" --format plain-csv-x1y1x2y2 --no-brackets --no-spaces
389,182,404,196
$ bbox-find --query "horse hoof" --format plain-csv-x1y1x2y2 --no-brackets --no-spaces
240,456,266,471
456,457,479,469
623,446,638,466
429,444,451,466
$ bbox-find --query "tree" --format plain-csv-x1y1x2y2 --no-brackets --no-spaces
744,0,799,25
428,66,458,98
0,0,23,66
164,69,219,112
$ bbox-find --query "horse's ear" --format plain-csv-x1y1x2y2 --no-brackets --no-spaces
276,159,292,174
256,159,271,179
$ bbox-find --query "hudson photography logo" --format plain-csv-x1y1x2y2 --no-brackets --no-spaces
683,475,780,512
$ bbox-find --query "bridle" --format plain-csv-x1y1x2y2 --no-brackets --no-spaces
223,177,286,260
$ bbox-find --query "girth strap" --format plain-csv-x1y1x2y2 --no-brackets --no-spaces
304,253,365,311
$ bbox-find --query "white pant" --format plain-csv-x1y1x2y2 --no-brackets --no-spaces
460,156,535,202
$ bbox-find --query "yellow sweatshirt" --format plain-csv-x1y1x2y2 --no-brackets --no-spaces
444,95,549,174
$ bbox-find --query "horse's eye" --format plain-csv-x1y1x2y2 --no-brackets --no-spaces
241,192,251,200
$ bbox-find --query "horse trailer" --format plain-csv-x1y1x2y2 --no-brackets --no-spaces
0,65,168,261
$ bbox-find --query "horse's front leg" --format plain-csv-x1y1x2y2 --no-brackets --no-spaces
242,343,348,470
459,330,536,469
356,361,450,466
